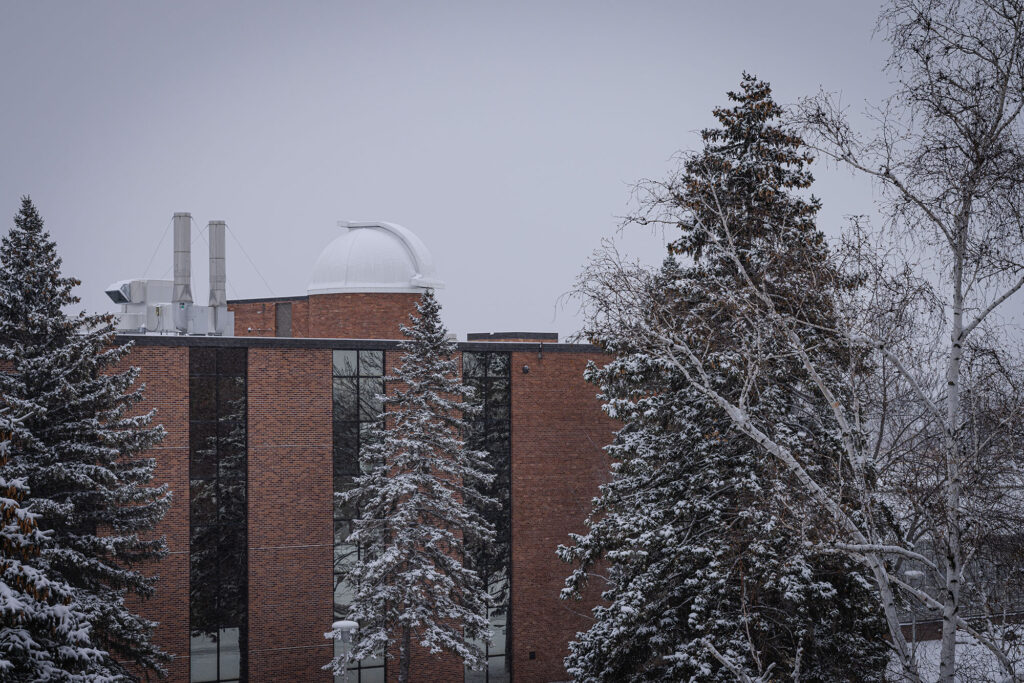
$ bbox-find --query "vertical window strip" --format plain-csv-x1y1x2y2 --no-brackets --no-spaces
332,349,386,683
189,347,248,683
463,352,512,683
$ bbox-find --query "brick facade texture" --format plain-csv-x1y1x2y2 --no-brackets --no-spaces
118,345,191,682
228,301,282,337
231,293,415,340
509,350,615,683
307,293,419,340
119,338,614,682
247,348,334,682
291,299,310,338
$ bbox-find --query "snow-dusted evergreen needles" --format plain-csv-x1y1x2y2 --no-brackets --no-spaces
0,198,170,680
326,291,495,683
560,76,889,682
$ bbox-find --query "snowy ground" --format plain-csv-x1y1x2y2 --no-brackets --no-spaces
886,635,1019,682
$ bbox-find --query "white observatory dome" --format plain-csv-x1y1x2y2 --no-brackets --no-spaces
307,221,444,295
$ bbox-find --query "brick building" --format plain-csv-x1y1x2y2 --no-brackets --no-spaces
112,219,615,682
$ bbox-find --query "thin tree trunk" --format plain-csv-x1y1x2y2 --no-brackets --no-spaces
938,218,967,683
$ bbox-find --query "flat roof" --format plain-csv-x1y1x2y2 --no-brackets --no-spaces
115,334,602,354
467,332,559,341
227,295,309,304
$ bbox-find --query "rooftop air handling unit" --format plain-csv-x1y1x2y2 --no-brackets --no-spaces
106,212,235,336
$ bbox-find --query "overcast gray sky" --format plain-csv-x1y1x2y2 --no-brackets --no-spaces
0,1,891,340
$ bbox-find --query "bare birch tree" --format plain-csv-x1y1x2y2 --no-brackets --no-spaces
574,5,1024,674
791,0,1024,679
577,177,1024,682
572,2,1024,679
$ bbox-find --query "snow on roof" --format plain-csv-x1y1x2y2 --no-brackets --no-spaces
307,221,444,295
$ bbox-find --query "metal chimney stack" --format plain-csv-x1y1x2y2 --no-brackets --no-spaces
208,221,230,334
172,212,193,333
208,221,227,307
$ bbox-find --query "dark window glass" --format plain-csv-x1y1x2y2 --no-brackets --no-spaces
191,422,218,479
463,353,485,377
190,348,217,377
462,352,511,683
487,353,510,377
218,376,246,413
333,422,359,479
190,481,217,526
191,377,217,418
358,350,383,377
218,451,247,485
190,347,247,683
487,379,510,405
488,401,510,423
217,431,246,459
333,378,358,421
333,349,388,681
333,350,358,377
217,480,246,518
218,348,247,377
359,378,383,421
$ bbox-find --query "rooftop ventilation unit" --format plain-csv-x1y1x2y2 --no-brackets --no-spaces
106,212,234,336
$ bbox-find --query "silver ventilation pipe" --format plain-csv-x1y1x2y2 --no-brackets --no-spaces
172,212,193,303
208,221,231,335
208,221,227,307
172,212,192,333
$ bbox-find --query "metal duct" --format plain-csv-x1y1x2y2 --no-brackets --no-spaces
208,221,227,308
173,213,193,305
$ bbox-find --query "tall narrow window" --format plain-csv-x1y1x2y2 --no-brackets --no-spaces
190,347,248,683
332,349,385,683
463,352,511,683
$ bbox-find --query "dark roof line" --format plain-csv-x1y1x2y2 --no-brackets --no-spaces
115,334,602,354
227,295,309,304
467,332,559,341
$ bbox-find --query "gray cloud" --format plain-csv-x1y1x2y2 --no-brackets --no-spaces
0,1,889,339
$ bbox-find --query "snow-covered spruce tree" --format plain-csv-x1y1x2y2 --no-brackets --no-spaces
326,290,494,683
0,197,171,679
560,76,889,681
0,413,105,681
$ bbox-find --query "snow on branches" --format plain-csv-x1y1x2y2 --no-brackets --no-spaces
0,197,170,679
326,291,495,683
561,76,889,682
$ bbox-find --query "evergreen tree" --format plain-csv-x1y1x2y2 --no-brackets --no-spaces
560,76,889,681
0,197,171,679
0,418,105,681
326,290,495,683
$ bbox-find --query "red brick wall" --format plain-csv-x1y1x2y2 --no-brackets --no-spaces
292,299,310,337
229,301,279,337
247,348,334,682
117,341,615,683
230,294,412,340
307,293,419,340
120,345,191,682
509,351,615,683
